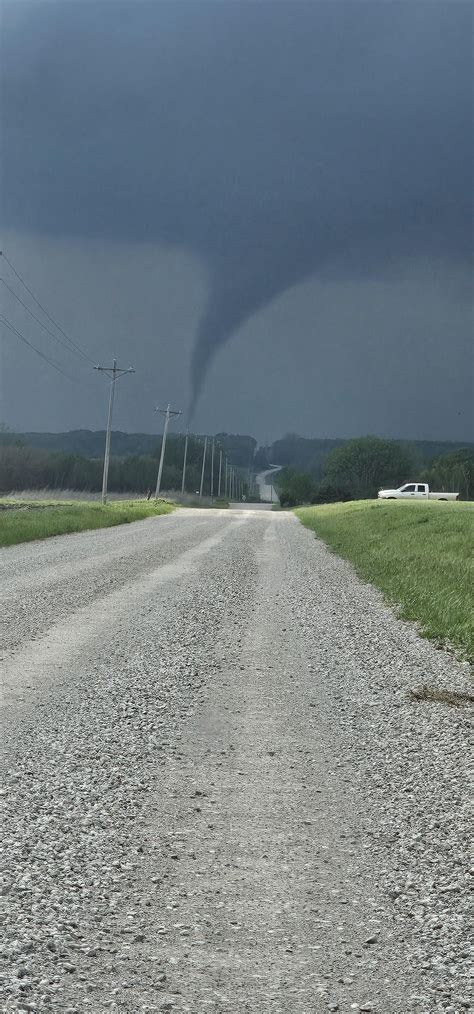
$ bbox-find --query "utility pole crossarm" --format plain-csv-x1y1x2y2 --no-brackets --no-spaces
95,365,135,379
154,406,182,418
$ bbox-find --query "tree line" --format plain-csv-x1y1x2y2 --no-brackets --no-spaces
15,429,257,468
0,430,254,497
261,432,474,477
275,437,474,505
1,427,472,502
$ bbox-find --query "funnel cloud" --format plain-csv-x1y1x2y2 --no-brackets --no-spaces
1,0,472,435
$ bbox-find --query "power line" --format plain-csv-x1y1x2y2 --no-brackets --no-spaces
0,250,96,365
0,314,77,381
0,277,93,366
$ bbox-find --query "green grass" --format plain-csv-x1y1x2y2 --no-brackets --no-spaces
296,500,474,663
0,499,176,547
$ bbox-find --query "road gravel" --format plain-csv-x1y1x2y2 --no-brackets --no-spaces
1,508,471,1013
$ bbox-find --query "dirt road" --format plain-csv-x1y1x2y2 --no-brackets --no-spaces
1,509,470,1013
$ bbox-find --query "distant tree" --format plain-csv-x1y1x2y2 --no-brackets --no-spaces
325,436,414,499
0,424,24,447
268,433,474,483
0,445,53,491
421,448,474,500
276,467,316,507
254,446,270,469
310,479,352,504
270,434,346,473
215,433,257,468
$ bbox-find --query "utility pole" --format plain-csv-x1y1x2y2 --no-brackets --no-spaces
218,449,223,497
94,359,134,504
181,430,189,495
210,439,215,497
154,403,181,498
199,436,208,498
224,458,228,498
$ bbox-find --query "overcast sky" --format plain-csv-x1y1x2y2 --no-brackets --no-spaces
1,0,472,442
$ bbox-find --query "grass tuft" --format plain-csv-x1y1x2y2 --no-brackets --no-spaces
296,500,473,663
0,499,176,547
408,686,474,707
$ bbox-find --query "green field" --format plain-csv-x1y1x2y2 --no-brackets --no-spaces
296,500,473,663
0,499,176,548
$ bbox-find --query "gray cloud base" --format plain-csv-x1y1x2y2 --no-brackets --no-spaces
1,0,472,433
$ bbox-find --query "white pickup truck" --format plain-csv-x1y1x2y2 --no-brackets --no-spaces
378,483,459,501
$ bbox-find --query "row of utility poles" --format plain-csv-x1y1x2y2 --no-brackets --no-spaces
194,434,243,501
158,424,244,500
95,359,247,504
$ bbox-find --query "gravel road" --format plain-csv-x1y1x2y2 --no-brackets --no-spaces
1,508,471,1014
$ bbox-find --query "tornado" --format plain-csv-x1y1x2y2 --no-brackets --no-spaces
188,193,471,420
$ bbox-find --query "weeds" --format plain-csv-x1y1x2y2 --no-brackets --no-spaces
409,686,474,707
0,499,176,547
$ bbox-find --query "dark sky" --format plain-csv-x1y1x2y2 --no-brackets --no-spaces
1,0,472,442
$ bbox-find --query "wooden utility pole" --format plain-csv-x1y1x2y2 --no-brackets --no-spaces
94,359,135,503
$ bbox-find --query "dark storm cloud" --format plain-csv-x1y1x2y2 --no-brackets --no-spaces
1,0,472,416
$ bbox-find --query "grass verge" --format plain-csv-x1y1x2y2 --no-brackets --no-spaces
296,500,474,663
0,499,176,548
